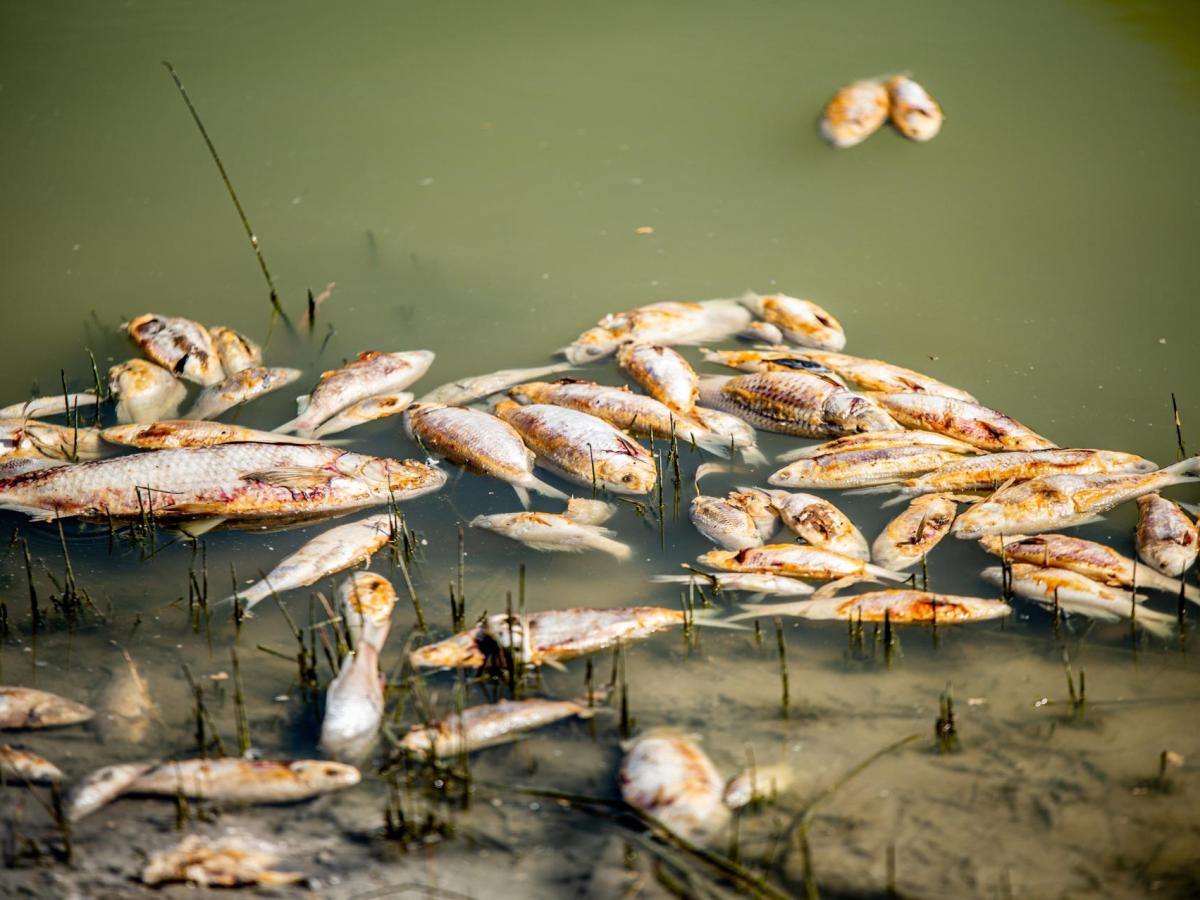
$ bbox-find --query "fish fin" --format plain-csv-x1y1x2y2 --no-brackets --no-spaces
172,516,228,537
878,491,913,508
739,445,768,467
694,461,735,485
690,608,749,630
847,484,900,497
866,563,909,583
1135,611,1177,640
746,592,766,603
241,467,336,490
688,431,732,459
813,574,879,601
296,394,311,414
564,498,617,525
512,484,531,509
527,475,569,502
587,533,633,561
1179,501,1199,517
0,503,57,521
725,600,816,623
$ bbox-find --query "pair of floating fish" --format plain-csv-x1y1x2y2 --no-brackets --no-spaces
472,498,631,559
820,75,943,148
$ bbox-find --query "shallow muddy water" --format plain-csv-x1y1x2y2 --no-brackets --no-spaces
2,0,1200,897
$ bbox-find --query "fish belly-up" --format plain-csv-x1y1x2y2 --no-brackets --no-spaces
101,421,318,449
699,544,905,583
109,359,187,424
126,314,225,385
319,642,385,761
776,429,983,463
398,697,597,758
728,590,1010,624
767,490,869,560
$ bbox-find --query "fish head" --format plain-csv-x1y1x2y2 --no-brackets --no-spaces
597,453,657,495
832,394,899,433
766,462,807,487
109,358,177,396
348,457,447,496
288,760,361,791
949,505,995,540
507,382,547,404
563,328,619,364
338,572,397,632
696,375,733,408
409,629,485,669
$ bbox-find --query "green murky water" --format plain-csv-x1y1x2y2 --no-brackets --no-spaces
2,1,1199,896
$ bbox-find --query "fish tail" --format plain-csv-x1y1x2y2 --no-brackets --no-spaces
649,574,691,584
739,445,768,467
690,608,749,630
526,475,569,502
691,431,733,459
512,484,531,509
1135,609,1176,640
812,574,880,601
724,600,816,623
1164,455,1200,484
586,529,633,561
866,563,908,583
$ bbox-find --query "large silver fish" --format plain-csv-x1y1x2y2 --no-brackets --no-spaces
126,314,225,385
769,444,970,489
1136,493,1198,577
471,498,631,559
698,544,905,583
562,300,751,364
776,429,983,463
109,359,187,424
186,366,303,420
865,393,1055,452
398,695,601,758
699,373,897,438
893,449,1157,497
729,590,1010,624
418,362,574,406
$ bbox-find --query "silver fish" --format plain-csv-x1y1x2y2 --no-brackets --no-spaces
109,359,187,424
0,745,63,783
616,342,699,414
736,293,845,350
186,366,303,420
126,313,225,385
871,494,958,570
101,421,317,450
699,373,898,438
888,76,944,142
208,325,263,374
310,393,414,438
865,393,1055,452
0,686,94,729
0,393,98,420
1136,493,1198,577
689,489,778,550
729,590,1010,624
419,362,574,406
619,730,729,841
650,571,814,598
699,544,905,583
894,449,1158,497
784,349,975,402
471,500,631,559
276,350,435,435
563,299,751,364
766,490,869,560
820,79,889,149
398,696,601,758
769,444,969,489
776,429,983,463
319,642,384,762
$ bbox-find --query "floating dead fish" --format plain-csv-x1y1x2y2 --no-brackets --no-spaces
310,393,414,438
109,359,187,424
777,429,983,463
650,571,814,598
225,513,394,611
337,572,397,650
689,488,778,550
767,490,869,560
619,730,729,841
0,745,63,783
94,649,156,744
865,393,1055,452
471,498,631,559
736,293,846,351
770,444,969,489
978,533,1200,603
418,362,574,406
784,349,974,402
699,544,905,584
1136,493,1198,577
405,402,566,506
494,400,656,495
562,300,751,364
894,448,1158,497
616,342,699,414
276,350,435,435
871,494,957,570
101,420,318,450
887,76,943,142
0,420,107,462
410,607,686,669
398,695,602,758
0,392,98,420
700,373,897,438
186,366,303,420
728,590,1010,624
699,348,844,383
141,833,303,888
981,564,1174,637
208,325,263,374
952,457,1200,539
0,686,94,729
126,313,224,386
319,641,384,762
819,79,889,148
0,444,445,522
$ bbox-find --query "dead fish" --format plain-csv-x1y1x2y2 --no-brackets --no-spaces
418,362,574,406
616,342,699,414
109,359,187,424
981,564,1174,637
225,513,394,611
494,399,656,495
887,76,943,142
0,392,98,420
895,449,1158,497
738,320,784,344
689,488,778,550
276,350,435,435
766,490,869,560
871,494,958,570
819,79,889,148
310,393,414,438
685,406,767,465
404,402,566,506
777,429,983,463
0,686,94,729
784,349,975,402
0,420,107,462
141,834,303,888
699,373,896,438
208,325,263,374
650,571,814,598
562,299,751,364
1136,493,1198,577
337,572,397,650
509,379,736,457
101,420,318,450
471,498,631,559
865,393,1055,452
126,313,224,386
699,544,905,583
699,348,845,383
0,443,445,522
770,444,969,489
398,695,601,758
186,366,303,420
736,293,846,351
979,533,1200,604
94,649,156,744
0,745,63,783
64,761,156,821
952,457,1200,539
319,641,384,762
619,730,729,841
410,607,686,669
728,590,1010,624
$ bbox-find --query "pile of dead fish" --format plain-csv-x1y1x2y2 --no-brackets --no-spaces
1,291,1197,877
820,73,943,148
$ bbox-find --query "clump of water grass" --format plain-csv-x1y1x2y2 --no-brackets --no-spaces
775,618,790,720
935,683,958,753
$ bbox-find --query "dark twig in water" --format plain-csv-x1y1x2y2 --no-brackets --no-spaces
1171,392,1186,460
935,683,958,753
775,618,789,720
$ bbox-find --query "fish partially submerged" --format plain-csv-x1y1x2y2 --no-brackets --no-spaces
698,544,905,583
0,686,94,729
887,76,943,142
109,359,187,424
310,393,414,438
871,494,957,570
398,695,602,758
208,325,262,374
418,362,574,406
776,429,982,463
562,300,751,364
953,457,1200,539
0,745,63,783
186,366,303,420
894,449,1158,497
619,730,730,841
689,488,778,550
319,641,384,762
866,393,1055,452
494,400,656,495
94,649,156,744
276,350,435,435
1136,493,1198,577
699,373,897,438
337,572,397,650
819,79,889,148
471,498,631,559
0,392,98,420
0,444,445,522
404,402,566,506
410,607,686,669
225,514,394,611
767,490,869,560
616,342,699,414
101,421,317,450
728,590,1010,624
736,293,846,351
650,571,814,598
126,314,224,385
770,445,967,489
